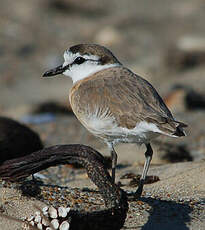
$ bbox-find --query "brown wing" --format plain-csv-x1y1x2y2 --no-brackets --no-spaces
70,66,187,135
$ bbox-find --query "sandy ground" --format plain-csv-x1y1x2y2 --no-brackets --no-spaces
0,0,205,229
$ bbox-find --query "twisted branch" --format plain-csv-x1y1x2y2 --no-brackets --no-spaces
0,144,128,230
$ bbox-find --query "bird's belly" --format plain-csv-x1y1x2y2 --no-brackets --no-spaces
76,111,161,144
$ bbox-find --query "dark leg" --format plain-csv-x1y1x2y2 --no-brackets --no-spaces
32,174,36,181
107,143,118,183
135,143,153,198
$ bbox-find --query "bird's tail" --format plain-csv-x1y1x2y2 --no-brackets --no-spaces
156,117,188,137
172,121,187,137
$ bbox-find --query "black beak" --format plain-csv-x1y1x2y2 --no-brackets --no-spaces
43,64,66,77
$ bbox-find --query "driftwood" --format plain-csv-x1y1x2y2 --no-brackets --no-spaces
0,144,128,230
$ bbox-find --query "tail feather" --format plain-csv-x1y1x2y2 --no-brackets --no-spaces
156,118,188,137
172,121,187,137
147,116,188,137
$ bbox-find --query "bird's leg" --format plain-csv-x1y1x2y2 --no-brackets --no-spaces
135,143,153,198
111,148,118,183
108,143,118,183
32,174,36,181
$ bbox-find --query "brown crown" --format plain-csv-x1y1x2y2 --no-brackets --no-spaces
69,44,121,65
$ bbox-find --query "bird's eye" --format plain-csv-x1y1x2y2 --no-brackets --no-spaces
74,57,85,65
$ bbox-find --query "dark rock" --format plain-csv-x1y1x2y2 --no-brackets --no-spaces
0,117,43,164
32,101,72,115
185,90,205,110
157,141,192,163
171,84,205,110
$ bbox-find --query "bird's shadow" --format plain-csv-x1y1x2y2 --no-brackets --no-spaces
138,196,192,230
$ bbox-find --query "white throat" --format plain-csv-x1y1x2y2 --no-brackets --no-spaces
65,63,119,83
62,51,120,84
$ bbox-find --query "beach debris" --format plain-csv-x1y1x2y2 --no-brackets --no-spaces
22,205,71,230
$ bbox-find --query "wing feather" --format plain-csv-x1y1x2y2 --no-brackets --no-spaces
70,67,187,136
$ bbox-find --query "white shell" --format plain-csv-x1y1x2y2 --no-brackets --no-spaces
66,207,71,213
42,206,49,212
37,223,43,230
43,211,48,217
35,211,41,216
27,215,34,222
51,219,59,229
58,207,67,217
34,215,41,223
59,221,70,230
42,218,49,226
48,206,58,219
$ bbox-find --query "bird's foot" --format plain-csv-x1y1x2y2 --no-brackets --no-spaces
127,181,144,201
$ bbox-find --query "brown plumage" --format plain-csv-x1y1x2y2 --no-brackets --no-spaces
43,43,187,197
70,66,187,139
69,44,120,65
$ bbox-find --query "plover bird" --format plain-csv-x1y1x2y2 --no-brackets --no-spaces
43,44,187,196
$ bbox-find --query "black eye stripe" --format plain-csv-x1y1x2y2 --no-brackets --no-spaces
73,57,100,65
74,57,85,65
